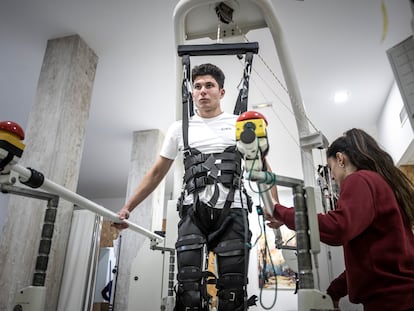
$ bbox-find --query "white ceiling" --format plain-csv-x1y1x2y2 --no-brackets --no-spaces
1,0,413,200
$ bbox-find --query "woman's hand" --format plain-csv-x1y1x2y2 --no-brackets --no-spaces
264,211,284,229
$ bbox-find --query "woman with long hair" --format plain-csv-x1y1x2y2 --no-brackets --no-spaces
267,128,414,310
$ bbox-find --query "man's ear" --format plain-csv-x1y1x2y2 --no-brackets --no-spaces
220,88,225,98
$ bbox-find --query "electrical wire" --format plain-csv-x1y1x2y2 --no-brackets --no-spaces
231,19,327,178
239,139,280,309
257,208,278,310
231,20,320,133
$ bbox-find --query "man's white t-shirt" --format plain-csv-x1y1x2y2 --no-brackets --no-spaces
160,111,248,209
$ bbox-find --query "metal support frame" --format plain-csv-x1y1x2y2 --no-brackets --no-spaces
82,211,102,311
177,42,259,56
1,184,59,287
172,2,335,309
151,240,176,311
263,175,333,309
1,184,104,311
0,161,164,310
260,175,314,289
1,184,59,311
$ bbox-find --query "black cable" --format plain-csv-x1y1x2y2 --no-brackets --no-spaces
251,206,263,248
240,149,279,309
257,210,278,310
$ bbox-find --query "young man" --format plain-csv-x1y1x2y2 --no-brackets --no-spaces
115,63,253,311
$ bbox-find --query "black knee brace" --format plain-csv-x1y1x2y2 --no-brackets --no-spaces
175,234,208,311
175,266,204,311
213,239,249,311
216,273,246,311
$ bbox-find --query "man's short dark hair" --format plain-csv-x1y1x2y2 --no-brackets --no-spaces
191,63,225,89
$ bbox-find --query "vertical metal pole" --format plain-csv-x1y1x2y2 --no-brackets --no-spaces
109,235,122,311
33,195,59,287
293,184,314,290
82,213,102,311
168,252,176,297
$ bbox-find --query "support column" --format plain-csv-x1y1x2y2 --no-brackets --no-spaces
114,129,165,310
0,34,98,311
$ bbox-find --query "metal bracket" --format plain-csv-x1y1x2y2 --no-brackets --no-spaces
299,131,329,150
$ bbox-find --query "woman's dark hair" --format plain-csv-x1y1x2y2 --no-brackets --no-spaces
191,63,225,89
327,128,414,227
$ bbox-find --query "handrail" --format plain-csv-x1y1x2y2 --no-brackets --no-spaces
10,163,164,243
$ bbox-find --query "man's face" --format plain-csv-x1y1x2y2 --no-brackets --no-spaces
192,74,225,117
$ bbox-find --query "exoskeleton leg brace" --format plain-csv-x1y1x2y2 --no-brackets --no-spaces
214,209,252,311
175,213,210,311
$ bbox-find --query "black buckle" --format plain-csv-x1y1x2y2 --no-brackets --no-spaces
183,148,192,158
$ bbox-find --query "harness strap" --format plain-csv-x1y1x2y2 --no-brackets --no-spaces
214,239,246,256
184,175,237,195
202,154,217,176
206,183,220,208
217,273,246,289
183,162,240,184
175,234,205,251
233,52,254,116
184,150,240,169
181,54,193,155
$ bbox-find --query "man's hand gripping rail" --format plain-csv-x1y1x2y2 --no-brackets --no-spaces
0,121,164,244
235,112,283,248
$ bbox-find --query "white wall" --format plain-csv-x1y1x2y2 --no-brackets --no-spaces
377,82,414,164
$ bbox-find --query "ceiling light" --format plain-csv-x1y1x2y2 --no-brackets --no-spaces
333,91,350,103
252,102,273,109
